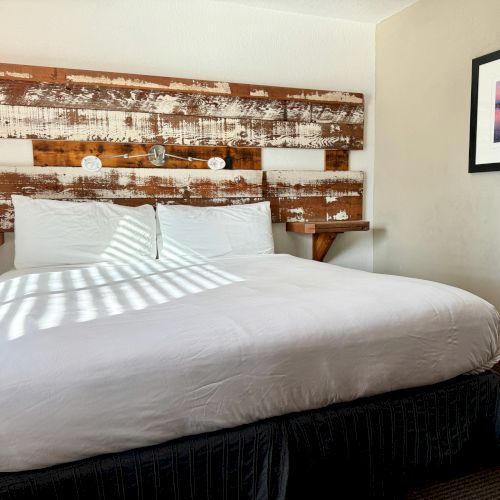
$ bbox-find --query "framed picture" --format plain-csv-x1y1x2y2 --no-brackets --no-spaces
469,49,500,172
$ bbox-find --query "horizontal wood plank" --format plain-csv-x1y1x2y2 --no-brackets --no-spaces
0,63,364,105
0,63,364,150
32,141,262,170
0,167,364,230
0,168,263,201
0,81,364,125
270,196,363,223
286,220,370,234
266,170,363,222
264,170,363,198
0,105,363,149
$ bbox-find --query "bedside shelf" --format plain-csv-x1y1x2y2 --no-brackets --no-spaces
286,220,370,262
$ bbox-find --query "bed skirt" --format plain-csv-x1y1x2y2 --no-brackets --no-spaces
1,372,500,499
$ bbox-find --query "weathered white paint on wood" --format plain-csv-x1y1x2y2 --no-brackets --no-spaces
0,71,32,79
249,89,269,97
0,63,364,104
0,166,264,200
265,170,363,196
0,63,365,150
0,166,364,230
67,74,233,94
286,91,362,103
266,170,363,184
0,82,364,125
0,105,363,149
0,167,363,198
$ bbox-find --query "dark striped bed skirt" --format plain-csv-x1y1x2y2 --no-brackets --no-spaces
1,372,500,499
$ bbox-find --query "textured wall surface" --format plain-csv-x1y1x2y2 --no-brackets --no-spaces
0,0,375,273
375,0,500,308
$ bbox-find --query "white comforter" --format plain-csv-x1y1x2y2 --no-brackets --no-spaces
0,254,499,472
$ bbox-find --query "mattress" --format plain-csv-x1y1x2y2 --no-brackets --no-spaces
0,254,499,472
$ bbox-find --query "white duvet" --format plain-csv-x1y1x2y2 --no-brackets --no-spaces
0,254,499,472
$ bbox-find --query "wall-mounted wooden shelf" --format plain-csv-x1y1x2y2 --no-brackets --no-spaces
286,220,370,262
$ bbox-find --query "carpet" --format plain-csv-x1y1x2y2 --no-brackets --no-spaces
406,466,500,499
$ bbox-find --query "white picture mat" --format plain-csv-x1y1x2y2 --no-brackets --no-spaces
475,58,500,165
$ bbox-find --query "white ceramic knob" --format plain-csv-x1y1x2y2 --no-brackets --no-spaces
207,157,226,170
81,155,103,172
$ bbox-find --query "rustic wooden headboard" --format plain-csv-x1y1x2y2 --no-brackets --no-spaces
0,167,363,231
0,63,365,236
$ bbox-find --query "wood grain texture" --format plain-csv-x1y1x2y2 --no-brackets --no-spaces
325,150,350,171
0,167,364,230
312,233,338,262
0,62,364,150
33,141,262,170
0,63,364,104
0,81,364,125
286,220,370,234
0,105,363,149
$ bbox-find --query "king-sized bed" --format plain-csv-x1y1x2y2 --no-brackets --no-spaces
1,253,499,498
0,59,498,499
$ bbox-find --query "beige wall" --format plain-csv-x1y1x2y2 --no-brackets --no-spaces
375,0,500,308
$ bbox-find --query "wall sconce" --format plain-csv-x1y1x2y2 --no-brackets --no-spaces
81,145,226,173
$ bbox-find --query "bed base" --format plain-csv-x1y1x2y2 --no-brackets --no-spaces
1,372,499,500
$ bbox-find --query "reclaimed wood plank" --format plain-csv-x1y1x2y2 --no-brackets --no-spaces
265,170,363,222
0,167,263,201
0,63,364,105
264,170,363,197
0,167,364,230
0,105,363,149
0,81,364,125
32,141,262,170
0,63,365,150
325,150,349,171
268,196,363,223
286,220,370,234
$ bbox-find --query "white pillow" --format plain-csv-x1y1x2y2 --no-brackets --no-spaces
13,196,157,269
156,202,274,261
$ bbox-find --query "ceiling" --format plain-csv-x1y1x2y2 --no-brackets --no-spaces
213,0,419,23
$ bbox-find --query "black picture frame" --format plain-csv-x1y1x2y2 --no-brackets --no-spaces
469,49,500,172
